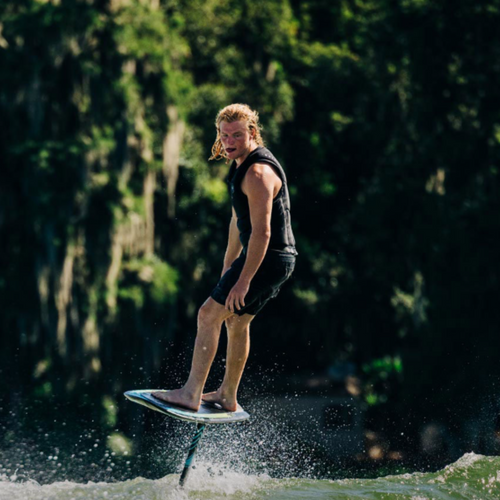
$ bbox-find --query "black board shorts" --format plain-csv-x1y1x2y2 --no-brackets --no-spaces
211,251,296,316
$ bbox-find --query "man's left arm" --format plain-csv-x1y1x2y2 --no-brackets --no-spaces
225,163,278,313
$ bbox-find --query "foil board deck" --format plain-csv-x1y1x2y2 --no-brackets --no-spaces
124,389,250,424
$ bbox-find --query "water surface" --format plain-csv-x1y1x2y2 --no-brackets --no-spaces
2,453,499,500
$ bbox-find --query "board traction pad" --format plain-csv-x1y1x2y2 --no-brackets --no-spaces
124,390,250,424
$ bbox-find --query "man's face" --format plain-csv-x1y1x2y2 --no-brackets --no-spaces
219,120,255,163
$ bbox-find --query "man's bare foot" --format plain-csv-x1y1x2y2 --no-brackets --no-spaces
152,388,200,411
202,390,237,412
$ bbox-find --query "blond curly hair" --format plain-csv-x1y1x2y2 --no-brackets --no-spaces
209,103,264,162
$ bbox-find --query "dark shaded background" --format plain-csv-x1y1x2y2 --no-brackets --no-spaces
1,0,500,483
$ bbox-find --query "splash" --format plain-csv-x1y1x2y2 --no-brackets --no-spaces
154,395,327,480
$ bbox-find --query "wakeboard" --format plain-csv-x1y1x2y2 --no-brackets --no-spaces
124,389,250,424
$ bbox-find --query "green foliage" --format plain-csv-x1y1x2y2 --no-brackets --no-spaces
149,258,179,305
362,356,403,406
101,396,118,429
33,382,53,399
201,178,229,206
118,285,145,308
120,256,178,307
363,356,403,379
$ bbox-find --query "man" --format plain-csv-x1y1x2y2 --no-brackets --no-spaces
153,103,297,411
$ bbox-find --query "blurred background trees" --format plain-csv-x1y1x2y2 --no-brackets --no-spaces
1,0,500,464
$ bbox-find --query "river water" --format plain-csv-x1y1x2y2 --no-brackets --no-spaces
2,395,499,500
1,453,499,499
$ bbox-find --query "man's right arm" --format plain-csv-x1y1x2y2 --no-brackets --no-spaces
221,208,242,276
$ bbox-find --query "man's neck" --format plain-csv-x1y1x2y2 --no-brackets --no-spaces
235,143,258,168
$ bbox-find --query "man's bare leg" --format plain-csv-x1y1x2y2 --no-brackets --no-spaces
202,313,254,411
153,298,233,411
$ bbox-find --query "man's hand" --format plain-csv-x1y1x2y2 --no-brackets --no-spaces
225,278,250,313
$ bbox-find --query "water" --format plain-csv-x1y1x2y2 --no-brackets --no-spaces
1,453,500,499
2,395,500,499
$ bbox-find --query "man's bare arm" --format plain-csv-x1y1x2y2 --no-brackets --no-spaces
225,163,281,312
221,208,243,276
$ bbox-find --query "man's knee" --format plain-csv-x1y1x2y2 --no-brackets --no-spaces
198,298,229,326
225,315,252,335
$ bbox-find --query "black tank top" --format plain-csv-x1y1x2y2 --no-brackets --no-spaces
227,146,297,254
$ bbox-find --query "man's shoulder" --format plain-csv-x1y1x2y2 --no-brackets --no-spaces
242,163,282,199
247,146,279,162
244,162,268,180
240,147,283,188
245,161,278,178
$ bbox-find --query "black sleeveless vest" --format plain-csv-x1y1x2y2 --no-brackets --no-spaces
227,146,297,254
